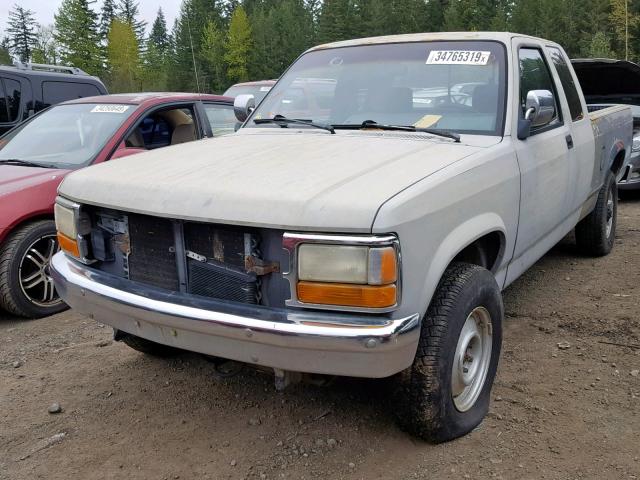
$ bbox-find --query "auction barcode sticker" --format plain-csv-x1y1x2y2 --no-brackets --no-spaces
90,105,130,113
426,50,491,65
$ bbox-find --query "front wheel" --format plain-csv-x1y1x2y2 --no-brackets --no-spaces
394,262,503,443
0,220,67,318
575,172,617,257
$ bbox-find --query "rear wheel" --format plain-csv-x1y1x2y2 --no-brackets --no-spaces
394,262,503,443
575,172,617,256
0,220,66,318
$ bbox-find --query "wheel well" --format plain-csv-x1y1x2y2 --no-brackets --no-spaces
451,232,503,272
1,214,54,244
611,151,626,175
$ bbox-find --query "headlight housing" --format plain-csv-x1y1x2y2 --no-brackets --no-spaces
54,197,92,262
284,233,400,311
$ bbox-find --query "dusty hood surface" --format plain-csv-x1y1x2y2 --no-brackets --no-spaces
59,130,486,232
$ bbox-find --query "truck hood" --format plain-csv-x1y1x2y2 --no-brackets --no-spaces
59,130,488,232
572,59,640,116
0,165,69,199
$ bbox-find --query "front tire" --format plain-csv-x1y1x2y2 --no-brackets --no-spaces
0,220,67,318
575,172,617,256
394,262,503,443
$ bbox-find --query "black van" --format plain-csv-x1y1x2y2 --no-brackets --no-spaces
0,62,108,135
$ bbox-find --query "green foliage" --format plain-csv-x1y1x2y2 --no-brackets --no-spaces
107,19,140,92
201,20,227,91
224,6,252,82
54,0,103,75
5,0,640,93
0,38,12,65
7,4,38,62
587,31,616,58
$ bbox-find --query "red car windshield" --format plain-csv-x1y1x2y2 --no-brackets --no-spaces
0,103,135,169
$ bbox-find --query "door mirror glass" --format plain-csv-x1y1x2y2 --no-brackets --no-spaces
233,94,255,122
524,89,555,127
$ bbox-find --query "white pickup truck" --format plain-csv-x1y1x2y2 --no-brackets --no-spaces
51,32,632,442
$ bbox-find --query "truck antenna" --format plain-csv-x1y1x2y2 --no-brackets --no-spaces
186,14,201,93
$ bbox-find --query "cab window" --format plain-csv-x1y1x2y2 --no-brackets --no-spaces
202,103,237,136
518,48,562,132
547,46,584,122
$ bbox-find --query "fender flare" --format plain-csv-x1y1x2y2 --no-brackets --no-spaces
418,213,507,316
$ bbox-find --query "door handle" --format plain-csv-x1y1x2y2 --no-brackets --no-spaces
565,134,574,149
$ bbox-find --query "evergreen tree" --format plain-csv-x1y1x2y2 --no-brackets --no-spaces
99,0,117,40
107,19,140,92
587,31,616,57
54,0,103,75
141,8,171,91
148,8,170,54
6,5,38,62
117,0,147,46
225,6,252,82
0,38,12,65
317,0,354,43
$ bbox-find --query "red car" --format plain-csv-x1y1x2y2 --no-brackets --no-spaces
0,92,235,318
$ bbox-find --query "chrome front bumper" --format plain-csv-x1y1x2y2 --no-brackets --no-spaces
51,252,421,378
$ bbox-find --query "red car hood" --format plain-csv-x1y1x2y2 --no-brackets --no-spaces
0,165,70,197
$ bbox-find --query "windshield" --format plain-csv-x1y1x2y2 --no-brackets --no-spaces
249,41,507,136
224,84,273,103
0,103,135,169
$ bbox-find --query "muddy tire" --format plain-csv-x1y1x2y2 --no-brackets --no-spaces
119,332,180,357
394,262,503,443
0,220,67,318
575,172,617,257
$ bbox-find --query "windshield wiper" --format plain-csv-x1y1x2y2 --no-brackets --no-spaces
333,120,461,142
0,158,52,168
254,114,335,134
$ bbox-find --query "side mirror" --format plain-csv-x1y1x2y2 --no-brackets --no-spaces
233,94,256,123
518,89,556,139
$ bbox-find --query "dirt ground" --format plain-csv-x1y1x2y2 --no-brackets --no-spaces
2,197,640,480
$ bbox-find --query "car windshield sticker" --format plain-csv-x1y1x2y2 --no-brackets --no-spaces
426,50,491,65
259,86,272,92
413,114,442,129
90,105,131,113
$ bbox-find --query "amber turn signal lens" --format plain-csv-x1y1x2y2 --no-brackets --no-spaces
57,232,80,258
369,246,397,285
297,281,397,308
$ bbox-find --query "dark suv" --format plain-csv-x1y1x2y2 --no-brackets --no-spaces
0,62,108,135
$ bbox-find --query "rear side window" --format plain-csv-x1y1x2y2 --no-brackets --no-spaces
547,46,584,122
42,81,102,106
518,48,561,130
0,77,21,123
202,103,237,136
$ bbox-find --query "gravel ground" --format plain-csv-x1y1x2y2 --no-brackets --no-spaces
1,197,640,480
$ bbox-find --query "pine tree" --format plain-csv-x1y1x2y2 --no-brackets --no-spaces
141,8,171,91
54,0,104,75
6,5,38,62
99,0,117,40
148,8,170,54
317,0,353,43
587,31,616,57
224,6,252,83
107,19,140,92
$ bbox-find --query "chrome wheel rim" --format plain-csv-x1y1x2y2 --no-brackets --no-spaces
18,234,62,308
452,306,493,412
606,185,614,239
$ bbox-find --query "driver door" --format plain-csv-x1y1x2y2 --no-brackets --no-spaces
507,40,573,284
